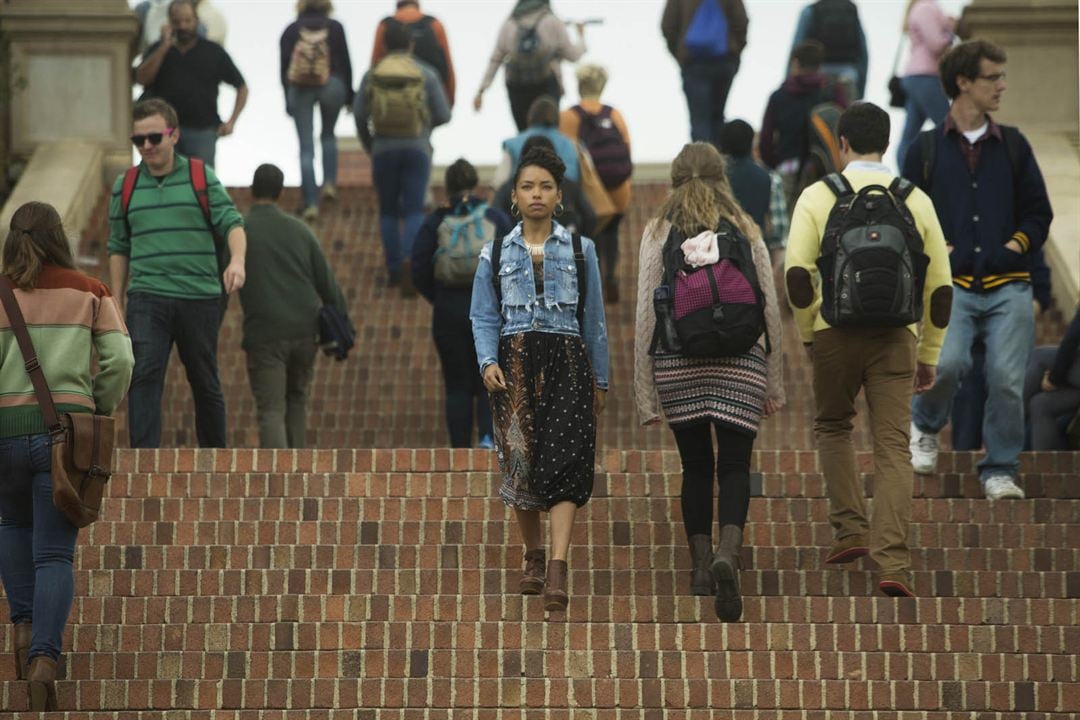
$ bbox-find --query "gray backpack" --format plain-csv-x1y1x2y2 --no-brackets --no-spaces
434,203,497,287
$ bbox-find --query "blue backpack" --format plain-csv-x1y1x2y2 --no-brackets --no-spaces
684,0,729,59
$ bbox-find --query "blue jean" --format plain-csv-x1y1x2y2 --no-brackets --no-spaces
912,283,1035,481
126,293,227,448
372,148,431,275
176,126,219,168
681,56,740,147
0,434,78,661
288,75,347,209
897,75,950,172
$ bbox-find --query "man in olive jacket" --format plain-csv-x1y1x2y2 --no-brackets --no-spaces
661,0,749,147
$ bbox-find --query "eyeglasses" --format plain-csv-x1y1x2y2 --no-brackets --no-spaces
130,128,175,147
977,72,1007,83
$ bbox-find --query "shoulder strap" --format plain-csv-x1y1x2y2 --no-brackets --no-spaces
1000,125,1022,180
0,277,62,434
919,129,936,188
188,158,214,230
490,235,504,306
823,172,853,198
121,165,141,240
888,176,915,201
572,232,586,332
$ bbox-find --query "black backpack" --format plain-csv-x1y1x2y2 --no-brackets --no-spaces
816,173,929,328
808,0,861,63
651,221,768,358
384,16,450,88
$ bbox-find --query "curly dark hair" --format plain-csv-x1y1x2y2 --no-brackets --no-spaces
940,40,1007,99
512,146,566,188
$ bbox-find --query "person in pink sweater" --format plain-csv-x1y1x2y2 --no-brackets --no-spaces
897,0,956,169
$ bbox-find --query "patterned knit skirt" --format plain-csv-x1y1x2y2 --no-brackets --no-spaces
491,332,596,511
654,344,768,434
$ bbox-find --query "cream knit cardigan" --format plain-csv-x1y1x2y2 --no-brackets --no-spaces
633,216,786,426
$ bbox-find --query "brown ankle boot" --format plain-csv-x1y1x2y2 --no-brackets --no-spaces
543,559,568,612
12,623,31,681
27,655,58,711
688,535,714,596
519,549,546,595
711,525,744,622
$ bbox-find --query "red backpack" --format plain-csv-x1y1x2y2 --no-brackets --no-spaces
120,157,227,296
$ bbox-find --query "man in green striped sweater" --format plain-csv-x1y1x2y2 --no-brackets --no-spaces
108,98,247,448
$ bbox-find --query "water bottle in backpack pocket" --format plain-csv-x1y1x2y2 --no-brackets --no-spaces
817,173,929,328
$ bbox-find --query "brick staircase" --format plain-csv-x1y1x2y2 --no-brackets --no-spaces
6,181,1072,716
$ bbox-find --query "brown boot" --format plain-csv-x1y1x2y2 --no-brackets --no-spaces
519,549,546,595
543,559,568,612
12,623,31,681
27,655,58,711
688,535,714,596
711,525,744,622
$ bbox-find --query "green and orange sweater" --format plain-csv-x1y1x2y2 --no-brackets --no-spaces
0,265,134,438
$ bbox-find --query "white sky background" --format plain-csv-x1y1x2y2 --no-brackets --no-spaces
131,0,969,186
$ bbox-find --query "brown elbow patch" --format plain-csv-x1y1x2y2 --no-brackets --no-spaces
786,267,814,309
930,286,952,329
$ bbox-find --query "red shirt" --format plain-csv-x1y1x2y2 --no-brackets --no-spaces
942,113,1003,173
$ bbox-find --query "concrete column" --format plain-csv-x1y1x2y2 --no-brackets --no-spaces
0,0,139,183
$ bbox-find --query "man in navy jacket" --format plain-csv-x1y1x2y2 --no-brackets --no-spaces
902,40,1053,500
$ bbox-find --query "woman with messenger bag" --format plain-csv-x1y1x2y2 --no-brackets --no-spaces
0,201,133,710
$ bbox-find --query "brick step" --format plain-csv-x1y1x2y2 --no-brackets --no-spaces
54,568,1079,598
4,620,1072,657
5,712,1079,720
42,593,1080,626
1,676,1075,712
70,544,1080,573
0,648,1074,684
84,520,1080,551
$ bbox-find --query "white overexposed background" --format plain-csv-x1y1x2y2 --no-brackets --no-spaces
129,0,970,186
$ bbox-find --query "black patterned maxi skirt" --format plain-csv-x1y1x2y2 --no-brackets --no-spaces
491,332,596,511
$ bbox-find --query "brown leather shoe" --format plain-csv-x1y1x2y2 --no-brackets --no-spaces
12,623,31,681
879,571,916,598
825,535,869,564
27,655,58,711
519,549,546,595
543,559,568,612
688,535,714,596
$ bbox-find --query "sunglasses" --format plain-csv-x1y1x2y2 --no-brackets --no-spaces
130,128,176,147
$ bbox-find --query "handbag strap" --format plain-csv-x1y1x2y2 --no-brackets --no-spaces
890,32,906,76
0,276,62,434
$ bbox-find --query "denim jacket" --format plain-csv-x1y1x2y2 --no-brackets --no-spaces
470,221,610,389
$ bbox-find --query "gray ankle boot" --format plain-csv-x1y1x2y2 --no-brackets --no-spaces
688,534,714,596
711,524,744,622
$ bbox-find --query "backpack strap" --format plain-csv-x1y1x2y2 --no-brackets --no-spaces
188,158,227,295
120,165,141,241
888,176,915,202
823,172,853,198
490,234,504,307
572,232,586,332
1000,125,1023,182
0,277,62,436
919,128,936,188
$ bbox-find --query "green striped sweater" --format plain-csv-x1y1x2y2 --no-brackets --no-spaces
0,265,134,438
107,154,244,299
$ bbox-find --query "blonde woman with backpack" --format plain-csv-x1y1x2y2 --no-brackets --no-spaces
473,0,586,131
633,142,784,622
281,0,354,221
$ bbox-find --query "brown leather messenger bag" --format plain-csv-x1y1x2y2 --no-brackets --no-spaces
0,276,115,527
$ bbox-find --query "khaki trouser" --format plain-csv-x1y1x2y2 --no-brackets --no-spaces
812,327,916,574
246,337,318,449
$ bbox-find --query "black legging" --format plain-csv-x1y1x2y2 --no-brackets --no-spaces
671,422,754,535
595,213,622,284
506,76,562,132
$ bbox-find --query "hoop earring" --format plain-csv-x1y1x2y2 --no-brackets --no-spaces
554,202,565,217
510,202,520,218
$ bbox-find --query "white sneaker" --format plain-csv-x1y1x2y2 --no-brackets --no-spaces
983,474,1025,500
909,423,939,475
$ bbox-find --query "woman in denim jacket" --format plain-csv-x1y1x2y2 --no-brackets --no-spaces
470,146,609,613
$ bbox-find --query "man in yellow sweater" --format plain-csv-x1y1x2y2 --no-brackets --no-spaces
785,102,952,598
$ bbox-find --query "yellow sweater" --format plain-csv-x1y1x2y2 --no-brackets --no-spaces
785,166,952,366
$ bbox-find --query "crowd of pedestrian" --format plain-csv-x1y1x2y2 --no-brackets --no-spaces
0,0,1076,708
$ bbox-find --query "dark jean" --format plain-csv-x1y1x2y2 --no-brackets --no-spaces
671,422,754,536
0,434,78,661
433,309,492,447
680,56,740,147
372,148,431,275
127,293,227,448
1024,346,1080,450
176,126,219,168
897,74,950,172
246,337,318,448
288,75,347,209
506,75,562,132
